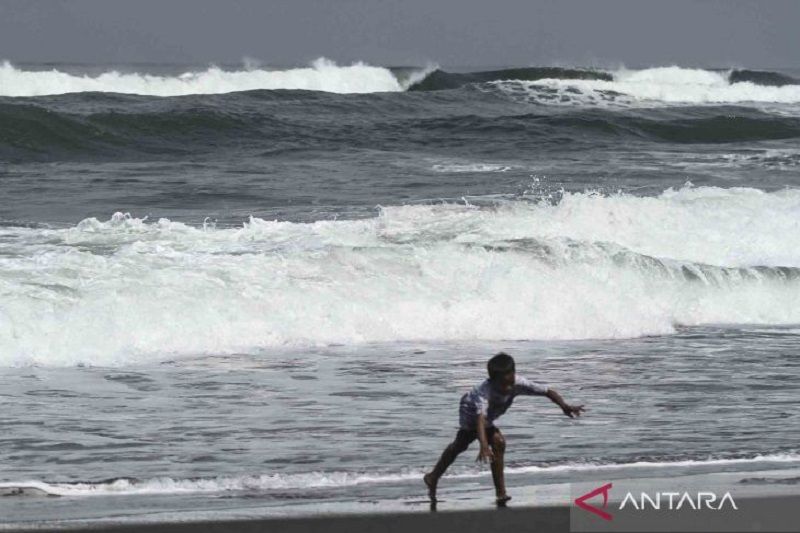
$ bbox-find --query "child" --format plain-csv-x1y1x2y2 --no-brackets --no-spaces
423,352,584,506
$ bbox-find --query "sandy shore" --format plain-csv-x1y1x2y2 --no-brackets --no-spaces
4,507,571,533
3,467,799,532
5,495,800,533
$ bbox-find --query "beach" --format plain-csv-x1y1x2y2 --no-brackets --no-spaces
2,56,800,532
4,466,799,531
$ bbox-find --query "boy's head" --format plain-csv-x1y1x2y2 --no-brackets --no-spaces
487,352,515,393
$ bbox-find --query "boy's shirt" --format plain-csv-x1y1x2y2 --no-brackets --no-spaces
459,375,549,430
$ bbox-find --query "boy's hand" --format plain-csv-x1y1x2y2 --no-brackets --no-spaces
476,444,495,463
562,404,585,418
546,389,585,419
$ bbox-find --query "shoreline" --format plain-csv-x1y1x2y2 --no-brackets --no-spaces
5,495,800,533
3,467,799,533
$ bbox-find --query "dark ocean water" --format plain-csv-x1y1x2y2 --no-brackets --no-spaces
0,61,799,526
3,64,800,226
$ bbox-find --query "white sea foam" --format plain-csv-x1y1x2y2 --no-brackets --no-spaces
2,185,800,366
0,58,408,96
494,66,800,105
3,452,797,497
3,62,799,103
431,163,513,173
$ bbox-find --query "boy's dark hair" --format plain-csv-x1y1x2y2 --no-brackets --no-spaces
487,352,515,381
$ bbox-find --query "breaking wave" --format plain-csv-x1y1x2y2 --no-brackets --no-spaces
489,66,800,106
0,58,413,97
3,185,800,366
2,61,799,105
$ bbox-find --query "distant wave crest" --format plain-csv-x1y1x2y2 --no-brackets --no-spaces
2,61,800,104
488,66,800,105
0,58,412,97
407,66,612,91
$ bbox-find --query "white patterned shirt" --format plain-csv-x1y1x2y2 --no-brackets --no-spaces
459,375,549,430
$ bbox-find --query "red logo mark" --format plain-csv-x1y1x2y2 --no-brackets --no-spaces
574,482,614,521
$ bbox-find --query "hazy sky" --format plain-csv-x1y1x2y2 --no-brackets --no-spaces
0,0,798,68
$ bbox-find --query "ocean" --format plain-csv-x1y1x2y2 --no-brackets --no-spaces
0,59,799,527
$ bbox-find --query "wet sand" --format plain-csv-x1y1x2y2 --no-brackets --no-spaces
3,467,799,532
5,495,800,533
4,506,569,533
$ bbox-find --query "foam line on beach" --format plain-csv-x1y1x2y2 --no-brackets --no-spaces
2,452,797,497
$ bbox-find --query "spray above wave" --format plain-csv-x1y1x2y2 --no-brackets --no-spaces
3,452,797,497
2,186,800,366
0,58,416,97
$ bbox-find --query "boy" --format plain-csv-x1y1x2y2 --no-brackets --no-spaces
423,352,584,506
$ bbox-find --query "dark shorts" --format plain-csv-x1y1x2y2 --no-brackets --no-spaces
454,425,502,450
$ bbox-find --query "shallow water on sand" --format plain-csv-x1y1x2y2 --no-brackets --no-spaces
1,326,798,524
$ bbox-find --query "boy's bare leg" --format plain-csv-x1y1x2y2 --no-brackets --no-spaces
490,430,511,506
424,431,472,501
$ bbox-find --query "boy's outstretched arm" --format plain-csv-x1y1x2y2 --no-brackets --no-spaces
545,388,585,418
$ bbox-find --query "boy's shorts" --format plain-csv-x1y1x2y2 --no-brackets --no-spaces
455,425,501,447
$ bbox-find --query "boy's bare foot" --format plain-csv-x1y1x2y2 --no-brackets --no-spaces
496,494,512,507
423,473,437,502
